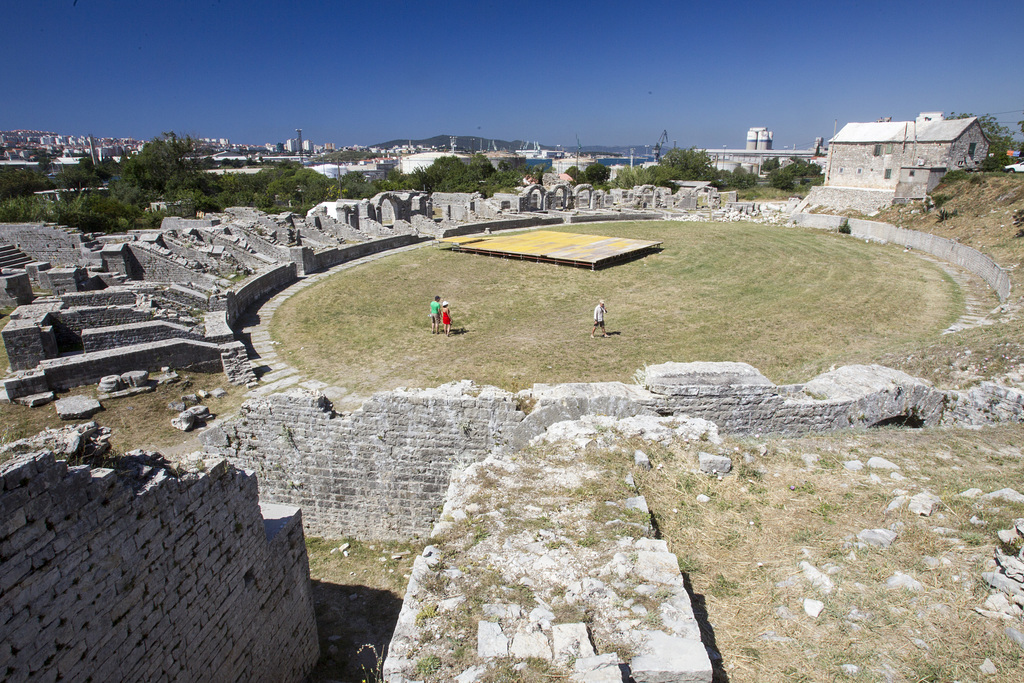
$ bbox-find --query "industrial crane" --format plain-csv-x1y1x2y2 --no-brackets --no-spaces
653,130,669,162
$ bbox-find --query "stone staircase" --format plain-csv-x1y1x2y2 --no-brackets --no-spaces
0,244,32,270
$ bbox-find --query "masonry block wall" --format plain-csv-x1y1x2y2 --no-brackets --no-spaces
224,263,297,327
0,223,89,265
0,451,319,683
126,244,219,291
201,383,525,539
792,213,1011,300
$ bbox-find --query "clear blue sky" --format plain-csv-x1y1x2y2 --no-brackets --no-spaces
3,0,1022,150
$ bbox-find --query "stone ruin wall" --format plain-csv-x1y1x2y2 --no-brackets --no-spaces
792,213,1012,300
0,451,319,683
0,223,92,266
200,382,525,540
201,362,1024,541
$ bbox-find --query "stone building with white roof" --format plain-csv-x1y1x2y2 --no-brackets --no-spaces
824,112,988,200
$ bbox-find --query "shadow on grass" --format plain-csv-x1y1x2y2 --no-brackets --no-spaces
309,579,404,683
683,573,730,683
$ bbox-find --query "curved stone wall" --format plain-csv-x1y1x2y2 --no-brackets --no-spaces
792,212,1011,301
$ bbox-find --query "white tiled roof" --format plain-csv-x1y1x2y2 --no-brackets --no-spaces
832,118,978,144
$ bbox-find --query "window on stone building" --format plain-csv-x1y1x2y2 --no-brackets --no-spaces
968,142,977,158
838,167,844,174
884,169,892,179
885,144,894,154
873,144,882,156
909,170,915,177
857,168,862,174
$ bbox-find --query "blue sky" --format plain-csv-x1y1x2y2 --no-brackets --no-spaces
3,0,1022,150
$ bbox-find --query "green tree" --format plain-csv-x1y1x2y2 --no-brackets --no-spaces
120,132,208,200
660,147,716,181
55,157,103,193
581,163,611,186
0,168,52,200
761,157,781,173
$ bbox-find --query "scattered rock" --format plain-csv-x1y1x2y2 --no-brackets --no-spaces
799,561,834,594
121,370,149,388
980,658,997,675
1005,627,1024,651
13,391,55,407
698,452,732,476
840,664,860,676
210,387,227,398
982,488,1024,504
908,492,942,516
477,621,508,659
634,450,652,471
97,375,125,393
843,460,864,471
171,411,196,432
54,395,102,420
857,528,897,548
803,598,824,618
886,572,923,591
959,488,983,498
695,494,710,503
866,456,900,470
626,496,649,514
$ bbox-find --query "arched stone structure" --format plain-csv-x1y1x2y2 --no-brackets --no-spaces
548,183,572,210
521,184,546,211
574,184,594,210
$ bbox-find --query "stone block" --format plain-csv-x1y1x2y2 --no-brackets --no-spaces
698,452,732,476
553,623,596,662
630,630,712,683
477,621,508,659
54,396,101,420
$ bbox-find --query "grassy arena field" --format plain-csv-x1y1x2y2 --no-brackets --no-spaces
271,220,962,398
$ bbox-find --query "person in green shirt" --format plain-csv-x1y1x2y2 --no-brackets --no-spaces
430,295,442,334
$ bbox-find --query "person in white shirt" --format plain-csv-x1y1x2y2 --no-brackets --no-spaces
591,299,607,338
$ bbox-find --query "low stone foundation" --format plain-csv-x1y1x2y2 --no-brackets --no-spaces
202,362,1023,541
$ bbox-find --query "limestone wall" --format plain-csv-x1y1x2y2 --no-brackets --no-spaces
224,263,297,327
0,451,319,682
792,213,1012,300
201,382,525,540
81,320,204,352
37,338,225,390
0,223,89,265
308,233,427,273
126,244,220,291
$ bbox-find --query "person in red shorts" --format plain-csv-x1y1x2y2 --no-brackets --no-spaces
441,301,452,337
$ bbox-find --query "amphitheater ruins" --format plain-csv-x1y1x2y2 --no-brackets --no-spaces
3,175,1023,681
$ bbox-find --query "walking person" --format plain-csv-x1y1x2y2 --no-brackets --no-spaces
441,301,452,337
430,295,441,334
591,299,608,338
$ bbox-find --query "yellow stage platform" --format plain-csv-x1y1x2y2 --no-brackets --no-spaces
440,230,662,269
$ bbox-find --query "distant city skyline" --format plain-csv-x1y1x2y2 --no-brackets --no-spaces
3,0,1021,151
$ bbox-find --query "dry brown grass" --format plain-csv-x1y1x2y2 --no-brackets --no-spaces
634,426,1024,682
304,536,423,682
271,221,959,404
0,371,247,463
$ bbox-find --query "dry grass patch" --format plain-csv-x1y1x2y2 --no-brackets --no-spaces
271,221,960,403
0,371,246,463
305,536,423,682
635,426,1024,682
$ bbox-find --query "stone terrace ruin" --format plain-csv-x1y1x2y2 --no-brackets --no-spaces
1,179,770,404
